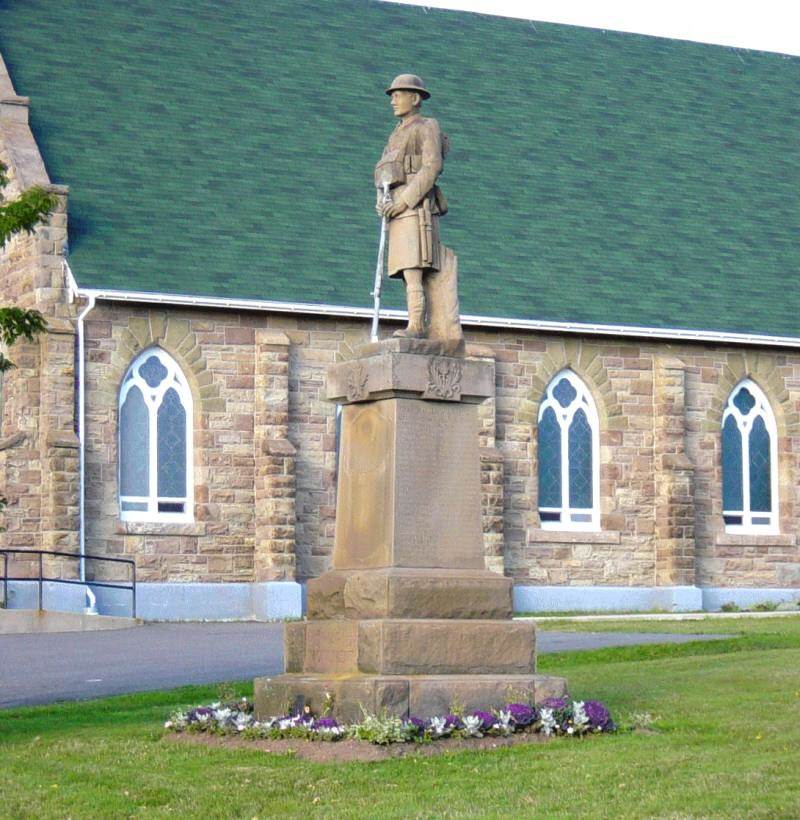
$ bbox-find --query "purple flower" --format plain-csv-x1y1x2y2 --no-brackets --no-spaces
442,714,462,730
539,697,569,711
312,717,340,730
406,716,427,735
583,700,612,731
506,703,536,726
295,705,315,724
471,710,497,731
188,707,212,723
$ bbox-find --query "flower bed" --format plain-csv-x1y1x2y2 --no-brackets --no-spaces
165,696,614,746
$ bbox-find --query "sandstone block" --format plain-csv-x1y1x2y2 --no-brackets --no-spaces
357,619,536,675
285,620,359,673
293,618,535,676
327,348,493,405
254,673,568,723
333,399,484,571
306,568,513,620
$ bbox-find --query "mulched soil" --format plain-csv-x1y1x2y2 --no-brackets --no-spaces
167,729,550,763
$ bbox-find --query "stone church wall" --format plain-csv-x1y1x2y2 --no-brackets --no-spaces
0,93,80,589
72,303,800,594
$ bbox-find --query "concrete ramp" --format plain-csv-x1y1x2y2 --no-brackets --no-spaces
0,610,140,634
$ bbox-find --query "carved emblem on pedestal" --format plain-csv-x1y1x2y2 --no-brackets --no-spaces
345,362,370,402
424,357,462,401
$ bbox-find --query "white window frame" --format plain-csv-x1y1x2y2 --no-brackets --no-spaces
537,369,601,532
118,347,194,523
722,378,779,534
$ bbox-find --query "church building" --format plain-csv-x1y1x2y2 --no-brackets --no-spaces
1,0,799,619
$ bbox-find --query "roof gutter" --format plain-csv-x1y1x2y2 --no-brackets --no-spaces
75,285,800,350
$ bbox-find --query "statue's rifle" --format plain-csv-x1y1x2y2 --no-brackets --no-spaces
370,180,392,342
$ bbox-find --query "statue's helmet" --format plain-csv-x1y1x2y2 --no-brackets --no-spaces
385,73,430,100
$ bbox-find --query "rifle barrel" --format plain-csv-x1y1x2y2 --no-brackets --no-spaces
370,183,391,342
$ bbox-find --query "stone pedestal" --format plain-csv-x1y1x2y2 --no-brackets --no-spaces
255,340,566,719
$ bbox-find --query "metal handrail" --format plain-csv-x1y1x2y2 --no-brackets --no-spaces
0,549,136,617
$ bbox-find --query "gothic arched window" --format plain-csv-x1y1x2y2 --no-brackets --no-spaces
537,370,600,530
722,379,778,532
118,348,193,521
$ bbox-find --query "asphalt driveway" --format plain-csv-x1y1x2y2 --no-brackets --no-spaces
0,622,727,709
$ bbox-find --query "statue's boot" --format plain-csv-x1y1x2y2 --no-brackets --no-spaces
393,286,426,338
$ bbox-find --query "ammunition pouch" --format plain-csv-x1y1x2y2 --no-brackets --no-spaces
375,150,448,215
374,153,427,188
375,150,405,189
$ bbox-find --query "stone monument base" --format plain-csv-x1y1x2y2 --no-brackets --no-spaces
254,343,569,724
254,672,568,723
306,568,514,620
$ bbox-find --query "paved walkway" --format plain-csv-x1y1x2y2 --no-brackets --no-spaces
0,622,728,709
0,622,284,709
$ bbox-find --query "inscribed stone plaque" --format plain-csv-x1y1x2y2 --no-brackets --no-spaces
392,399,484,569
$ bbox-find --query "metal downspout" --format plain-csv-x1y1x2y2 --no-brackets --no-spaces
76,291,96,583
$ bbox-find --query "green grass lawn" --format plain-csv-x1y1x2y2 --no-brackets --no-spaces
2,616,799,818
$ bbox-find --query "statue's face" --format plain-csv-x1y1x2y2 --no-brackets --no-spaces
390,89,420,118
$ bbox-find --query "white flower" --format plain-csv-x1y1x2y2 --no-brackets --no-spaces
164,720,173,729
497,710,514,736
539,707,557,736
209,702,221,709
572,701,589,728
213,708,233,723
567,727,574,735
235,713,254,732
197,712,211,723
463,715,483,737
429,716,450,737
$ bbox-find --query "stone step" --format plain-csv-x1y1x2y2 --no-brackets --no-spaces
306,568,513,620
286,618,536,676
255,672,568,723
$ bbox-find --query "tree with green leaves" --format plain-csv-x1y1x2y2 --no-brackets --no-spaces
0,160,58,518
0,159,57,371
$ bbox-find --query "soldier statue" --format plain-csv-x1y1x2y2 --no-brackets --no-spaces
375,74,463,349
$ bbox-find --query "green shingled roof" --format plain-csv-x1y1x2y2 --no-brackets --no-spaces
1,0,799,336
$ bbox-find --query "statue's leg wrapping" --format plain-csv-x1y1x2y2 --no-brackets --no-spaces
394,268,426,338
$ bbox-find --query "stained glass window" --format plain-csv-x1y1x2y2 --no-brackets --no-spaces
537,370,599,530
748,416,771,513
568,408,593,509
721,380,777,531
538,407,561,509
119,348,193,521
553,377,577,408
139,355,168,389
157,388,187,498
119,385,149,497
721,415,742,512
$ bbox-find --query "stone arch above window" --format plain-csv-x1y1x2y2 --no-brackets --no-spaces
537,369,600,531
515,338,623,430
721,379,779,533
702,351,800,438
109,312,224,413
119,347,194,522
